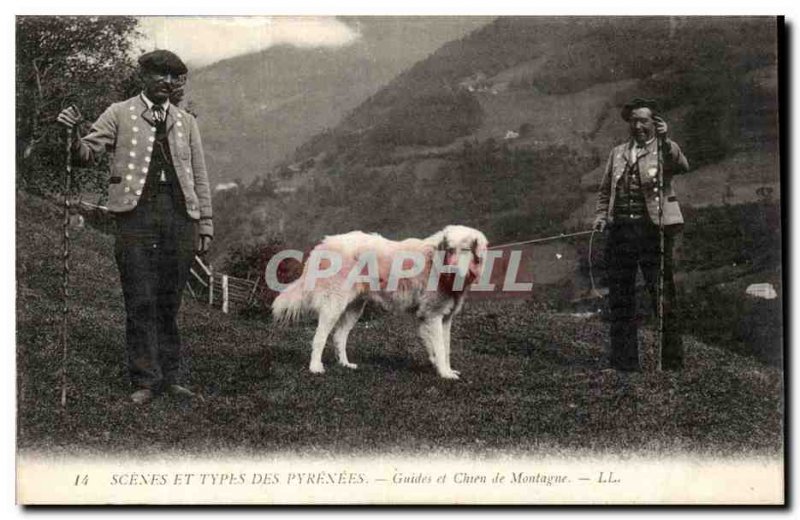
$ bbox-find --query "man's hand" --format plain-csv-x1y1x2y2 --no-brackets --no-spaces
653,115,669,139
197,235,212,256
56,105,83,129
593,217,607,233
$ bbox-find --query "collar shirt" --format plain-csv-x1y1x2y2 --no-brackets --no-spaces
630,136,655,163
140,92,170,117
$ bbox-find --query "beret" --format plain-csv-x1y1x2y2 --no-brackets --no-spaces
138,49,188,75
621,97,661,121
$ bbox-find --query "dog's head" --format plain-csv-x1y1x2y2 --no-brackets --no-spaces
437,225,489,286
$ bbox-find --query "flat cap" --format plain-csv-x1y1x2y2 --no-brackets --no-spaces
138,49,188,75
621,97,661,121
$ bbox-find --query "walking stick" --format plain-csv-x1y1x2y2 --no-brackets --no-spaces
656,135,666,372
61,126,72,407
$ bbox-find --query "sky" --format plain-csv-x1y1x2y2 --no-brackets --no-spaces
137,16,362,68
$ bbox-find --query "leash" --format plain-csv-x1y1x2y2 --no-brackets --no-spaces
488,229,603,299
487,230,593,250
588,229,603,299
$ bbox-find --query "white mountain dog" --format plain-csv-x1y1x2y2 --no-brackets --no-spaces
272,225,488,379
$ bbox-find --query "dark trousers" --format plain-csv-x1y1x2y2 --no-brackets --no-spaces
606,219,683,370
114,185,196,390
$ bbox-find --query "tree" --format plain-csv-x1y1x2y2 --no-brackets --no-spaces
16,16,142,194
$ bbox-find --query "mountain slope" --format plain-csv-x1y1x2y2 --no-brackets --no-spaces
185,17,493,186
295,16,777,164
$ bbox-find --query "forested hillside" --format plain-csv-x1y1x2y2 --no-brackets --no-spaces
211,16,778,258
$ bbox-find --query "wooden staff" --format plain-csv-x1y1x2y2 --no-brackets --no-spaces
656,135,666,372
61,126,72,407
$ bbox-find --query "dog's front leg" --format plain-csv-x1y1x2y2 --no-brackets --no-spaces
422,319,437,367
419,316,459,379
442,315,459,377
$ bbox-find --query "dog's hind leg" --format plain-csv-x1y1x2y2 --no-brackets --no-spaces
419,316,459,380
332,299,366,369
309,299,346,374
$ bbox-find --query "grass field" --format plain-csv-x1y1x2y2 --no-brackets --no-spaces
16,193,783,458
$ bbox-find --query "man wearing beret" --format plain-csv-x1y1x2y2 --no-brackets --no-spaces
593,98,690,372
57,50,213,404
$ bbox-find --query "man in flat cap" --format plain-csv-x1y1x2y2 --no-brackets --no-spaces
57,50,213,404
593,98,690,372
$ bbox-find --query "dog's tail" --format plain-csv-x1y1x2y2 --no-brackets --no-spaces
271,276,308,323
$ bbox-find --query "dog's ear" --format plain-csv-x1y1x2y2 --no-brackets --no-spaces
467,236,486,282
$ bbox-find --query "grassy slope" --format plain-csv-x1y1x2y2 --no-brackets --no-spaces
16,193,782,457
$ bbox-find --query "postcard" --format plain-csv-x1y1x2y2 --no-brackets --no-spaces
14,14,784,505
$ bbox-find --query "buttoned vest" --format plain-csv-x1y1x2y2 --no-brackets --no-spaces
140,116,186,212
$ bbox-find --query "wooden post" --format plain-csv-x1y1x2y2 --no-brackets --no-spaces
185,281,197,300
190,268,209,287
246,277,260,306
222,274,229,314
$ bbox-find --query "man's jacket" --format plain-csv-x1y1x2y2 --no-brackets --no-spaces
595,138,689,227
73,94,213,237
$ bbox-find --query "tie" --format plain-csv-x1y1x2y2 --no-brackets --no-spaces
152,106,166,181
153,105,165,123
631,144,640,163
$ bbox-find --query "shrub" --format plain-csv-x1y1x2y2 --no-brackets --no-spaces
681,202,781,273
16,16,141,196
680,283,782,366
222,239,302,312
